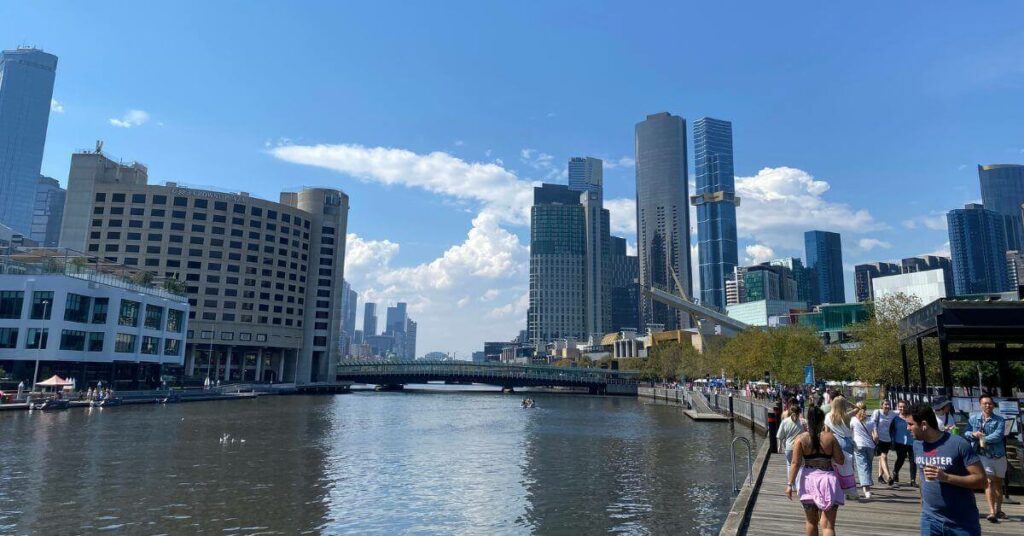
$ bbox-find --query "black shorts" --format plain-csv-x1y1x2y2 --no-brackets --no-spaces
876,441,892,454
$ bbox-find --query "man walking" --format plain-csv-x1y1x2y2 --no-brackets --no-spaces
907,403,986,535
964,394,1008,523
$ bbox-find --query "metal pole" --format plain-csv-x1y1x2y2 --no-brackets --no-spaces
31,300,50,390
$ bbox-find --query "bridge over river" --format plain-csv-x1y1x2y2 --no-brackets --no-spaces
336,360,639,395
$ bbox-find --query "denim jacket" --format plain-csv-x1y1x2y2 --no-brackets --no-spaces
964,412,1006,458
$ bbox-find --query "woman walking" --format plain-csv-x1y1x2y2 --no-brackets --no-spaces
850,402,876,498
824,396,858,500
870,399,896,485
786,406,845,536
778,398,807,491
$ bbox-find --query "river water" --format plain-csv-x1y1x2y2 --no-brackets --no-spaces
0,387,756,535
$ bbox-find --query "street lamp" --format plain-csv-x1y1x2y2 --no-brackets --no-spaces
31,299,50,390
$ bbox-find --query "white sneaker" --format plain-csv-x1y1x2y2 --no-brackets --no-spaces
864,490,872,499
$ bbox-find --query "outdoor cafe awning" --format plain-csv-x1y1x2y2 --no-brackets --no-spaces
36,375,73,387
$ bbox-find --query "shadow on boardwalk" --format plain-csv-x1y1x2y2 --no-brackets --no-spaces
743,455,1024,536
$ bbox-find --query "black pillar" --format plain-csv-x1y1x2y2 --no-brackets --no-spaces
995,343,1014,398
938,333,952,399
916,337,927,389
900,343,910,388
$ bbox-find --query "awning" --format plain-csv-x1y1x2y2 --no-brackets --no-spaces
36,375,73,386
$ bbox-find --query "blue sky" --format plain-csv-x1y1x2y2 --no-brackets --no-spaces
5,1,1024,356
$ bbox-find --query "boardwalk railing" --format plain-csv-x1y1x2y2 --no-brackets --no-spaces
637,387,776,431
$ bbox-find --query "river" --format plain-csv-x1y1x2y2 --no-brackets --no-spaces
0,387,756,535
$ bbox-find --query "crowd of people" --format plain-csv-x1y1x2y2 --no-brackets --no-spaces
778,392,1010,535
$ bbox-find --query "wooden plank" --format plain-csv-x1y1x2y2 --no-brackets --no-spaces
743,454,1023,535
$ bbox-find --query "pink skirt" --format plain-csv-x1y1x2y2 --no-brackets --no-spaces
799,468,845,511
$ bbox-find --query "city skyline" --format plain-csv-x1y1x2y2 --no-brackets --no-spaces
4,2,1024,356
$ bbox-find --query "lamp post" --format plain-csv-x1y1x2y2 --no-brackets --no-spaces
31,299,50,390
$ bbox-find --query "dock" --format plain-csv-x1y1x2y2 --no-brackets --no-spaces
739,454,1023,535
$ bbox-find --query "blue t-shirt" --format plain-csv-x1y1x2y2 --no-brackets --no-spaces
913,432,980,533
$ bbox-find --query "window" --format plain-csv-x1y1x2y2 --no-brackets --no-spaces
140,336,160,355
0,328,18,348
25,328,48,349
87,332,104,352
60,330,87,351
194,199,208,209
152,209,166,217
132,194,146,203
153,195,167,205
127,232,142,240
112,193,126,203
172,210,186,219
173,197,188,207
239,333,252,341
313,336,327,347
131,207,145,216
30,291,53,319
200,330,213,339
256,334,267,342
115,333,137,353
91,297,109,323
145,304,164,330
118,299,140,327
149,221,164,229
214,201,227,211
191,224,205,233
95,192,106,202
0,291,24,319
220,332,234,341
166,309,184,333
164,338,181,356
148,233,163,241
64,293,92,323
233,204,246,214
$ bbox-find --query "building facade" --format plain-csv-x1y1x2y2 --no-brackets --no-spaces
726,299,807,327
608,236,639,332
900,255,954,296
568,156,602,196
567,157,610,339
0,253,188,388
31,176,65,247
528,184,586,345
0,48,58,235
770,257,812,307
804,230,845,305
947,203,1011,295
363,302,377,338
691,117,739,310
853,261,900,302
635,112,692,330
58,149,348,384
978,164,1024,252
871,269,947,306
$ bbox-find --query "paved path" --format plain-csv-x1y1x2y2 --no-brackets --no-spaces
745,455,1024,535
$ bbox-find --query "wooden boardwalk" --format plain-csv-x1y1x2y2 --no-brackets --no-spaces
744,454,1024,535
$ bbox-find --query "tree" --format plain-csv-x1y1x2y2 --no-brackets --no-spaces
848,293,940,386
161,275,187,295
130,270,155,286
718,325,826,384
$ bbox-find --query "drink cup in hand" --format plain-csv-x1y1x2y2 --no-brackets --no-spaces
923,464,938,481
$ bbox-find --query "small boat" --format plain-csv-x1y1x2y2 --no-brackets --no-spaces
36,399,71,411
90,397,122,408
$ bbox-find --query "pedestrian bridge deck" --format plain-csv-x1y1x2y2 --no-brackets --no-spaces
743,454,1023,535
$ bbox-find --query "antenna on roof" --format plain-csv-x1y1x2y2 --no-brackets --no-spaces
95,140,104,154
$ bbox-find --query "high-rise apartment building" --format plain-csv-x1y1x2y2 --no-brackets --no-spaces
31,175,65,247
853,262,900,302
635,112,692,330
769,257,812,307
0,48,58,235
726,263,800,305
947,203,1011,295
405,319,417,360
363,302,377,338
58,149,349,384
804,230,845,305
608,236,639,332
978,164,1024,252
528,184,586,345
900,255,954,297
691,117,739,310
567,157,610,339
339,280,357,356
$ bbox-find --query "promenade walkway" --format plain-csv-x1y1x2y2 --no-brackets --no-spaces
744,454,1023,535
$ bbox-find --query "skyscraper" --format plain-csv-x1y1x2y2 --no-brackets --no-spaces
405,319,417,360
608,236,640,332
343,285,358,336
947,203,1011,295
853,262,900,302
528,184,586,345
385,302,408,335
31,175,65,247
567,157,610,339
0,48,58,235
363,302,378,337
692,117,739,310
804,230,845,305
770,257,812,307
635,112,692,330
978,164,1024,252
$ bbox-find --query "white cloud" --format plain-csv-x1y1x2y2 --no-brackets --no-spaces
603,156,635,169
926,241,951,258
625,241,637,256
50,99,64,113
480,289,500,302
857,238,893,251
108,109,149,128
744,244,776,265
486,291,529,320
605,197,637,237
903,213,947,231
454,140,464,147
735,166,886,250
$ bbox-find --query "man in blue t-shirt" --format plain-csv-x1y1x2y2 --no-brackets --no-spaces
907,403,987,536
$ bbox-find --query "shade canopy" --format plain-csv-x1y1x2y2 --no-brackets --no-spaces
36,375,73,387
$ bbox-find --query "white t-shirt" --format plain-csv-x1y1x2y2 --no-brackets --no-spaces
851,416,876,449
871,409,896,442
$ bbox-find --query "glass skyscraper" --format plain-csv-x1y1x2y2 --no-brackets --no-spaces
947,203,1011,295
853,261,900,302
804,230,845,305
0,48,58,235
567,157,610,339
528,184,587,345
692,117,739,310
568,156,602,195
635,112,692,330
978,164,1024,252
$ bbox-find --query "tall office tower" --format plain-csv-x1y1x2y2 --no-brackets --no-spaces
527,184,586,346
691,117,739,310
947,203,1011,295
769,257,812,306
608,236,640,332
31,175,65,247
853,262,901,302
978,164,1024,252
725,266,746,306
727,263,800,305
385,302,408,335
405,319,417,360
363,302,378,338
635,112,692,330
0,48,58,235
900,255,954,297
804,230,845,305
342,283,358,336
568,156,603,196
567,158,611,338
58,148,349,384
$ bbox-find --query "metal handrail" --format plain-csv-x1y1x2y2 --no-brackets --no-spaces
731,436,753,493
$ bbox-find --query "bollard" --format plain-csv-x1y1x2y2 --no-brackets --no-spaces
767,405,779,453
728,393,734,418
